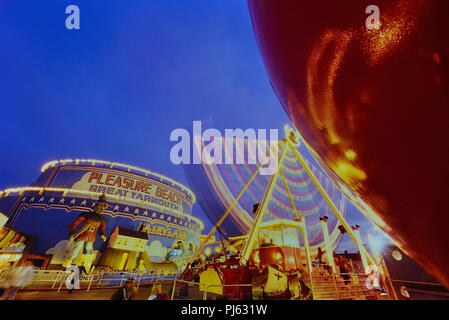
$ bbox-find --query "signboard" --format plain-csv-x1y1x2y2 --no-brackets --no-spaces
109,235,147,252
140,222,188,241
71,171,184,212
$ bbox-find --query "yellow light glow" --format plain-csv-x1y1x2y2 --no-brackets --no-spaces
228,235,247,241
275,252,283,261
332,160,367,187
260,219,303,229
284,125,300,147
253,251,260,264
0,253,22,262
344,149,357,161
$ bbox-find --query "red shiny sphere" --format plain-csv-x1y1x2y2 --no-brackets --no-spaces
248,0,449,287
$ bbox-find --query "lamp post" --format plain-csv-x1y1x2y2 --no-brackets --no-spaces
351,225,369,273
319,216,336,273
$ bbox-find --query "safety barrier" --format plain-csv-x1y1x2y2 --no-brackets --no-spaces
96,271,178,288
26,270,66,289
170,280,203,300
170,280,253,300
3,267,381,300
57,272,101,292
202,283,253,300
311,270,378,300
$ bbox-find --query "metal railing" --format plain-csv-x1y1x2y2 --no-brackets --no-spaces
96,270,178,288
26,270,66,289
311,270,377,300
57,272,101,292
0,268,179,293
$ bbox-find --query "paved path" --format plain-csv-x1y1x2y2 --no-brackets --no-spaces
13,283,174,300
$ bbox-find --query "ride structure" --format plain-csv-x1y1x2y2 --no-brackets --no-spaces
179,125,394,300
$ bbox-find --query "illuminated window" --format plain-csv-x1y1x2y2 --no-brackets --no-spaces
392,250,402,261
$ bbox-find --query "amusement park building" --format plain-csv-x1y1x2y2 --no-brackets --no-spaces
0,159,203,272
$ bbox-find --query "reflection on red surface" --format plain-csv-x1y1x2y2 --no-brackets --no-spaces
248,0,449,287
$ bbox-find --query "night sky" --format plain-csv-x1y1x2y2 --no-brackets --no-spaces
0,1,387,252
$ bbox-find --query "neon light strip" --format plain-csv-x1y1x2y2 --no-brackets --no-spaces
40,159,196,203
0,186,204,230
320,220,337,273
259,219,303,229
17,202,200,234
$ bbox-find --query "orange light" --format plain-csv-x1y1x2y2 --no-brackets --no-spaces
253,251,260,265
275,252,283,261
344,149,357,161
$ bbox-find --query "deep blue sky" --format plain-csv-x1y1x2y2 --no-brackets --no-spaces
0,1,387,252
0,0,290,228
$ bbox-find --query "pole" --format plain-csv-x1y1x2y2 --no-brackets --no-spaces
299,224,314,296
319,217,336,273
240,141,288,264
217,227,227,255
279,167,313,274
352,226,369,273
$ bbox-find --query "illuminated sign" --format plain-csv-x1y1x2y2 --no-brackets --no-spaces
140,222,188,241
72,171,184,212
109,236,147,252
108,226,148,252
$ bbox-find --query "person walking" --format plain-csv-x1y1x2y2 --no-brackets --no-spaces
0,261,35,300
148,282,169,300
110,278,138,300
124,278,138,300
336,256,350,285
